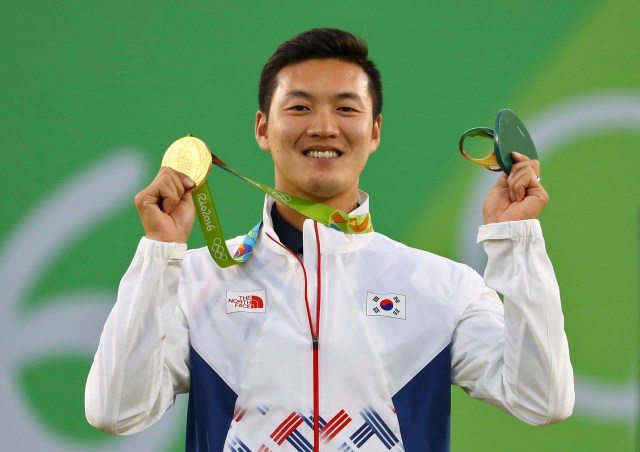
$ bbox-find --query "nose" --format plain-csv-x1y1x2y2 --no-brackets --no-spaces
306,108,339,138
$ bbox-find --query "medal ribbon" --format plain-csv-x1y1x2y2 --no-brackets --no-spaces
193,153,373,268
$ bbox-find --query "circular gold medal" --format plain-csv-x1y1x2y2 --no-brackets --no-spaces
161,135,212,188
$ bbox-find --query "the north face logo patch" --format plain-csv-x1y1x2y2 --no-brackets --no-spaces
226,290,267,314
366,292,406,319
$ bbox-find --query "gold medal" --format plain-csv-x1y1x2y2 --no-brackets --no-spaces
161,135,212,188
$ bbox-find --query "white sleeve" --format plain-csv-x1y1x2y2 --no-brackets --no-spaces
85,237,191,435
450,220,574,425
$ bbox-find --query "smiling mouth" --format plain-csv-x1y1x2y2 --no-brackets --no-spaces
303,150,341,158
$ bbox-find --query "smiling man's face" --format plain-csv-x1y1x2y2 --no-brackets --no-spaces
255,58,381,212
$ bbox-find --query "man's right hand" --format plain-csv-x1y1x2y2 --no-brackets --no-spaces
134,167,196,243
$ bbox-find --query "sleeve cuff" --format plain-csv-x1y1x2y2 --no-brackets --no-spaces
136,237,187,260
477,219,542,243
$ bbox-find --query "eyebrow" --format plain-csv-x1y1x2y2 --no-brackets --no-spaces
336,92,364,102
284,90,312,99
284,90,365,104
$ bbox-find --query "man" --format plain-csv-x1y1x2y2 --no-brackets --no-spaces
86,28,574,451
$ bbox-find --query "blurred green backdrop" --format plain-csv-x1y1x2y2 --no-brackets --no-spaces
1,0,638,450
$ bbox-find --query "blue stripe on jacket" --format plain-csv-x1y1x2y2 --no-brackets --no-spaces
186,346,238,451
392,343,452,452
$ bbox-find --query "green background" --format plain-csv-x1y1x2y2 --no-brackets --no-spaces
2,0,638,450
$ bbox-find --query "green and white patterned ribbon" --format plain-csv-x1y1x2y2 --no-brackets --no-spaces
193,153,373,267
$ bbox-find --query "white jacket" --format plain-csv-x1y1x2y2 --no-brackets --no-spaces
85,193,574,451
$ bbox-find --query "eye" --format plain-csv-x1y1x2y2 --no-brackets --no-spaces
337,106,358,113
288,105,309,112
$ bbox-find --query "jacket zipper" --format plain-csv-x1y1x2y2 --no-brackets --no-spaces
312,222,322,451
267,223,323,451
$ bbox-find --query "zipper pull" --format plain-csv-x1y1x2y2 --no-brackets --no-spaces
312,335,319,349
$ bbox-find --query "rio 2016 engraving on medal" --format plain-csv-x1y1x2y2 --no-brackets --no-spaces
161,135,212,188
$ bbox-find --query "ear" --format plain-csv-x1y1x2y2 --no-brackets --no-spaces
255,110,271,152
369,114,382,154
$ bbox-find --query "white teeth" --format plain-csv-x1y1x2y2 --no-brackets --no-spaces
305,150,339,158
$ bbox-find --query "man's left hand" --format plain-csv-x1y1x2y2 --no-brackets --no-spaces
482,152,549,224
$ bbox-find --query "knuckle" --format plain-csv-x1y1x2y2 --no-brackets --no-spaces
156,167,171,180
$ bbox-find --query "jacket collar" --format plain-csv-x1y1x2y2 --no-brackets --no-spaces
260,191,374,256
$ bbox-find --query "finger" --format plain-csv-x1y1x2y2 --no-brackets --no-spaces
141,168,187,214
514,164,541,187
528,158,540,178
159,169,191,213
508,154,541,183
508,164,533,199
156,167,195,189
180,174,195,191
488,173,516,203
511,151,530,162
507,170,524,202
510,151,541,177
508,167,542,202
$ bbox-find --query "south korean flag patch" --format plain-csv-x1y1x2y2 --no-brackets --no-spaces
366,292,406,320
